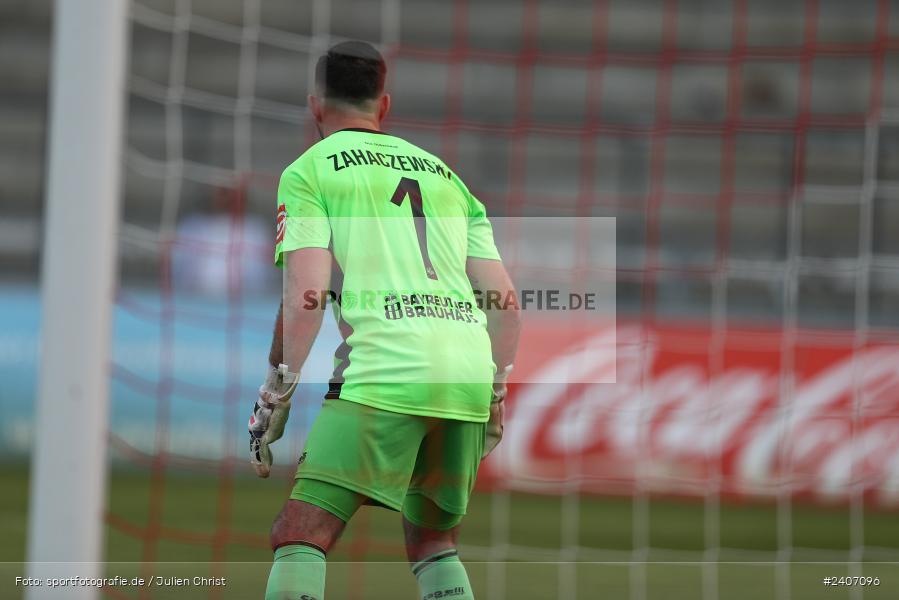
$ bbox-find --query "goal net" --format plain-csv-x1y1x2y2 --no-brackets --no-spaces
106,0,899,598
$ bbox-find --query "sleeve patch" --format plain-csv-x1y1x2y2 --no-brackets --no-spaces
276,203,287,244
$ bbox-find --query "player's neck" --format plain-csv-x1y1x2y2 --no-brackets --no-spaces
319,115,382,137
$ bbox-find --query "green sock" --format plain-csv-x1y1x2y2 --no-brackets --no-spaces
412,549,474,599
265,543,326,600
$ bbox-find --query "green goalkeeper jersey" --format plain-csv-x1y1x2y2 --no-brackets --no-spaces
274,128,501,422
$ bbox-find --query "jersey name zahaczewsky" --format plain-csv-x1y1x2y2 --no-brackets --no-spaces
327,147,454,180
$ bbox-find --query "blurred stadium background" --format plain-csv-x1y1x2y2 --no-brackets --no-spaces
2,0,899,598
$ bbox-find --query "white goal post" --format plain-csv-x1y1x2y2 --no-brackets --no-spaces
25,0,129,598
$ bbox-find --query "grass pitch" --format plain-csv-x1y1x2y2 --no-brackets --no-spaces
1,466,897,599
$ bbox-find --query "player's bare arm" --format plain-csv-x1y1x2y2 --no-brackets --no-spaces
466,257,521,458
272,247,332,373
249,248,331,478
466,257,521,375
267,301,284,370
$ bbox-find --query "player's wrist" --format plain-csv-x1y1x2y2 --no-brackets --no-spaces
275,363,300,386
263,362,300,381
258,363,300,407
492,363,512,402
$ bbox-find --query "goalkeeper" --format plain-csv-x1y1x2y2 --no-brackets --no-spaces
249,41,520,600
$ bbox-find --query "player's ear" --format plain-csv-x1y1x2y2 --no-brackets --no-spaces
378,93,391,122
308,94,324,122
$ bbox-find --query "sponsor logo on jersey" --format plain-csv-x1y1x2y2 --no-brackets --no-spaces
382,293,479,324
384,294,403,320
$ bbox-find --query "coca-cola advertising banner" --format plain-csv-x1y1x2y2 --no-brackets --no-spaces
482,320,899,507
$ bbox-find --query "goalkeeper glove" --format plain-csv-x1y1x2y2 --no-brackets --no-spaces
482,364,512,459
248,363,298,478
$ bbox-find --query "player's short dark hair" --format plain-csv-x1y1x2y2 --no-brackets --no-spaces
314,41,386,106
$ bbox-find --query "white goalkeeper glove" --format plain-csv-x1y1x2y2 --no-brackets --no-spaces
482,364,512,459
248,363,299,478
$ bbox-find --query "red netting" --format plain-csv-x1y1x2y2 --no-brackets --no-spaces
106,1,899,598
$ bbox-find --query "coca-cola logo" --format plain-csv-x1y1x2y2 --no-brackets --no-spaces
489,322,899,506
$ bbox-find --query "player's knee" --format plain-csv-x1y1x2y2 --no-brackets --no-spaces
269,499,344,553
269,513,332,554
403,518,459,563
269,511,296,551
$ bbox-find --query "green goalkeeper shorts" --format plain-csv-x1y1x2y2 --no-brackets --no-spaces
290,398,486,530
